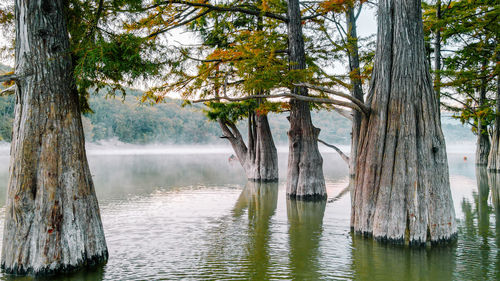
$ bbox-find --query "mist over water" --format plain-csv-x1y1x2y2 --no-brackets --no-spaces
0,141,497,280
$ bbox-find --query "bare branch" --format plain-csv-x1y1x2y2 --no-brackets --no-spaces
148,8,213,38
328,184,350,203
295,82,370,114
318,139,349,164
189,91,366,113
0,74,18,83
330,106,353,120
0,85,15,96
162,1,288,22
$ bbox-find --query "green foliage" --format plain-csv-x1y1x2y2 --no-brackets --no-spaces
423,0,499,135
0,94,14,142
204,100,258,123
66,0,162,112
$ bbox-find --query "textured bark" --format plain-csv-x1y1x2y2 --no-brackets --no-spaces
219,112,278,181
346,5,364,183
286,0,326,200
434,0,441,107
351,0,456,245
476,68,491,166
1,0,108,275
287,199,326,280
487,67,500,171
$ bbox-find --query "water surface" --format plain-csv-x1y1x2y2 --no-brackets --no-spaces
0,148,497,280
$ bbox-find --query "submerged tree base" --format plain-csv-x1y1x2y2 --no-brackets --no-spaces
351,229,458,247
1,252,108,276
287,193,327,201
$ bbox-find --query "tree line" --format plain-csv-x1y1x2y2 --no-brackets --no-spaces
0,0,497,276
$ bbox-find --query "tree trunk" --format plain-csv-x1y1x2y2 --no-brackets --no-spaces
351,0,456,245
434,0,441,109
487,57,500,171
1,0,108,275
476,67,491,166
286,0,326,200
346,5,364,202
219,112,278,181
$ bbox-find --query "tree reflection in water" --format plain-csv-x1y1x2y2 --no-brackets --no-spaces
287,199,326,280
232,181,279,280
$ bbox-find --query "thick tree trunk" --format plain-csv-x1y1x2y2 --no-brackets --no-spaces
1,0,108,275
351,0,456,245
476,68,491,166
286,0,326,200
487,64,500,170
219,112,278,181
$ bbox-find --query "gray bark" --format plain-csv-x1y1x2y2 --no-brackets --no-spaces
476,64,491,166
487,58,500,171
345,5,365,205
351,0,456,245
434,0,441,107
346,4,364,182
219,112,278,181
1,0,108,275
286,0,326,200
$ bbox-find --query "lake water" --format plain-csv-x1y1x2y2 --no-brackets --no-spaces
0,146,497,280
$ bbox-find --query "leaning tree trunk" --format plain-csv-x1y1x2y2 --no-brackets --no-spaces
476,63,491,166
351,0,456,245
346,4,364,193
488,54,500,171
286,0,326,200
218,111,278,181
1,0,108,275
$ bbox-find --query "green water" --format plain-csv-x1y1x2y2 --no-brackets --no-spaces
0,149,497,280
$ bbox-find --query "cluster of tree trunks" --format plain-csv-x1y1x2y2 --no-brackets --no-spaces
218,111,278,182
351,0,456,244
1,0,465,276
1,0,107,275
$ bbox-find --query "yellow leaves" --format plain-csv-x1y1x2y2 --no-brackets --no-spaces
207,49,244,62
319,0,349,13
1,71,15,88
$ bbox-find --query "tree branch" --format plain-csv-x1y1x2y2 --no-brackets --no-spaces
148,8,213,38
295,82,370,114
0,74,18,83
190,92,367,113
330,106,353,120
0,85,15,96
164,1,288,22
318,139,349,164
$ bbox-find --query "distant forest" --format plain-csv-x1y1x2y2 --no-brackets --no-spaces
0,65,473,145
